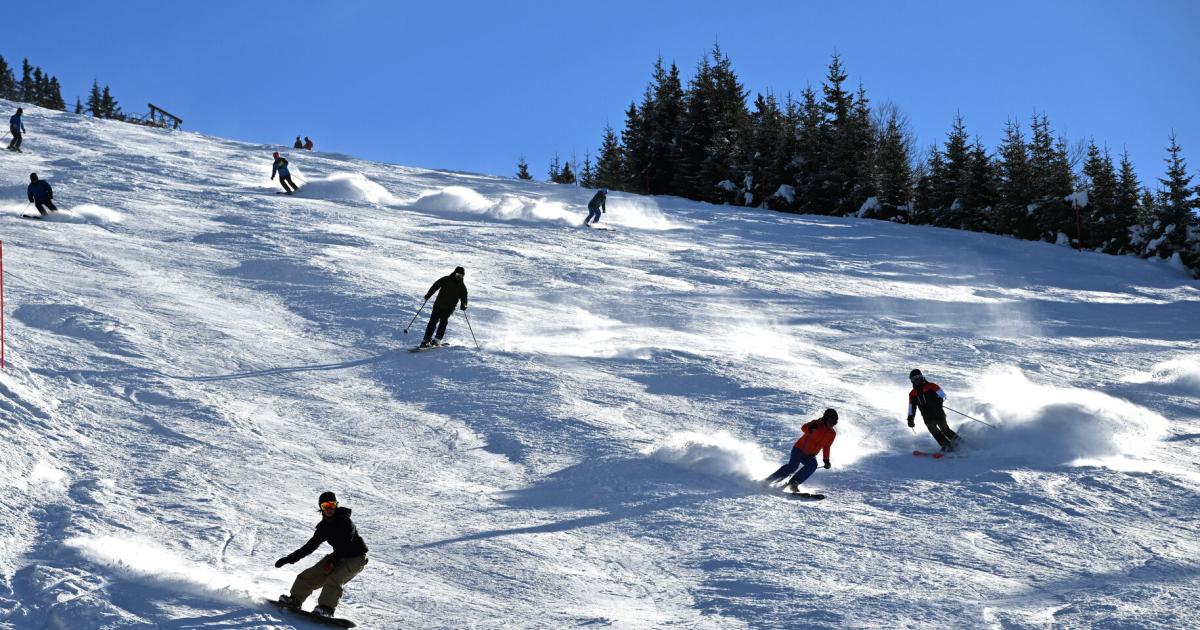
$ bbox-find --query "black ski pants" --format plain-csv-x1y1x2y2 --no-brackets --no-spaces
34,199,57,215
279,175,298,192
8,130,22,151
424,306,454,342
923,413,958,448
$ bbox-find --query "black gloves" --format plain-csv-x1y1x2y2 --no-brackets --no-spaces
823,460,831,470
461,304,467,311
906,415,915,428
274,557,291,568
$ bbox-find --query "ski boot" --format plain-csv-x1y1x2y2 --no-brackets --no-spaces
784,481,800,494
277,594,299,608
312,605,335,617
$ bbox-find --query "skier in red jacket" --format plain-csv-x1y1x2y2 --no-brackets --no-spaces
762,409,838,493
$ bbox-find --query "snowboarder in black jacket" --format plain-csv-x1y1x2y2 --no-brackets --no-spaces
27,173,57,216
275,491,369,618
421,266,468,347
585,188,607,225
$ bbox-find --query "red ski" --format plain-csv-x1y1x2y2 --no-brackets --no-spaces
912,450,946,459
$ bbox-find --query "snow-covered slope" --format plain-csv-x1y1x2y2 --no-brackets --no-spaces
1,101,1198,629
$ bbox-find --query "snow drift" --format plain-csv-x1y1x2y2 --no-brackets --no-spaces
293,171,398,205
646,431,776,481
962,367,1168,464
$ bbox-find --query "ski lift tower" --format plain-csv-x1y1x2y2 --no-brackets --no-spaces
146,103,183,129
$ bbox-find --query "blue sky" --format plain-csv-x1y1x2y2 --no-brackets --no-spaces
6,1,1198,185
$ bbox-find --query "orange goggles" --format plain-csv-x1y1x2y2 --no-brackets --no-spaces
319,501,338,510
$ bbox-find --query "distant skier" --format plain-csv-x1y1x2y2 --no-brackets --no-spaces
293,136,304,149
8,107,25,152
27,173,57,216
304,136,314,151
907,368,959,452
275,492,369,618
584,188,607,225
762,408,838,493
420,266,468,348
271,151,299,193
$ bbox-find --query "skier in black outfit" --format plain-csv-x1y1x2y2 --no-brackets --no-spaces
420,266,468,348
906,368,959,451
27,173,57,216
584,188,607,225
8,108,25,152
275,491,369,618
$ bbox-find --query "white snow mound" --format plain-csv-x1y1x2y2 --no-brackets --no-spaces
647,431,776,480
963,367,1167,463
296,172,397,205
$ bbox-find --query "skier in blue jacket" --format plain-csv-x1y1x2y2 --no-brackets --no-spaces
8,108,25,152
27,173,57,216
271,151,299,193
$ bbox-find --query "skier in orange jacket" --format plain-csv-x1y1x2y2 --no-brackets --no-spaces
762,409,838,492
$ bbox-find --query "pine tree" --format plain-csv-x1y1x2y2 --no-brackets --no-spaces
1081,141,1119,251
86,81,103,117
748,92,789,208
547,154,562,183
1111,149,1142,252
74,96,83,115
960,137,997,231
558,160,576,185
913,144,946,226
18,59,34,103
31,68,46,106
45,76,66,110
595,124,625,191
793,87,826,214
620,100,649,193
1155,131,1197,258
870,107,913,220
580,153,596,188
995,119,1034,238
643,57,684,195
935,114,972,227
515,155,532,180
100,85,123,119
0,55,15,100
1028,113,1075,241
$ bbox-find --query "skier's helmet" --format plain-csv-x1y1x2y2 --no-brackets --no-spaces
822,408,839,426
318,491,337,507
909,368,925,383
600,188,608,194
273,151,280,159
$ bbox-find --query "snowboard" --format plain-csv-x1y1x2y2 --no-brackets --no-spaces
409,342,451,353
266,599,356,627
784,491,826,501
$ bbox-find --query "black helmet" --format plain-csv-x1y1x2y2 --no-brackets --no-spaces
909,369,925,382
822,408,838,425
318,491,337,506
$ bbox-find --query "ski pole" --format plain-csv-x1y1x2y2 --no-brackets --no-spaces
402,299,427,334
946,406,996,428
461,309,481,351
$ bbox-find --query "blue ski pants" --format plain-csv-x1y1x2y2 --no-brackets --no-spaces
764,448,818,486
585,207,602,224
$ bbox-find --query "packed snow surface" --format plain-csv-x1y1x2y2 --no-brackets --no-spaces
1,101,1199,628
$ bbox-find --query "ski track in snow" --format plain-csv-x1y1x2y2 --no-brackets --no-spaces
1,100,1199,628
